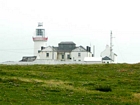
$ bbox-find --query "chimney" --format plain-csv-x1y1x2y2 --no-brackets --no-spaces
89,47,91,52
41,46,44,50
86,46,89,52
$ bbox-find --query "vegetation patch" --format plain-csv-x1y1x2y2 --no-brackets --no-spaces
95,85,112,92
0,64,140,105
134,93,140,100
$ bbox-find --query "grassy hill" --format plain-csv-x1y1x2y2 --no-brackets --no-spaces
0,64,140,105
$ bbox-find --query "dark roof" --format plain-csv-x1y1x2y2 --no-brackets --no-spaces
53,47,58,51
102,56,112,60
59,41,76,45
52,47,74,52
56,41,76,52
20,56,37,62
79,46,87,51
71,46,87,52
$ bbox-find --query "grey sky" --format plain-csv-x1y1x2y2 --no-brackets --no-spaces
0,0,140,63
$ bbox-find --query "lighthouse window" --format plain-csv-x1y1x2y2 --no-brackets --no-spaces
36,29,44,36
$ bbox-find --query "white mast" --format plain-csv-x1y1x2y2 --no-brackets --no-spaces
110,31,113,61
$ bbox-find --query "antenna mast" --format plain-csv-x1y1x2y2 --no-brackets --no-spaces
110,31,113,61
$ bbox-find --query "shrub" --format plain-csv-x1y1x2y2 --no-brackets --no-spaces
95,85,112,92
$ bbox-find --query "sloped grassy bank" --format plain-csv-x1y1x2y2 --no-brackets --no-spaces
0,64,140,105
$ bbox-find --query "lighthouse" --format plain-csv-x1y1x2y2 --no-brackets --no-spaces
32,22,48,58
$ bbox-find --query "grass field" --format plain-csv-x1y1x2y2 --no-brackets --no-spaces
0,64,140,105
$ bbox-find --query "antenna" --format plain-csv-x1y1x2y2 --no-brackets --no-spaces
110,31,114,61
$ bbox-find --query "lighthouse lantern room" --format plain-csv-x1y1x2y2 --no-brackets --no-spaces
33,22,48,58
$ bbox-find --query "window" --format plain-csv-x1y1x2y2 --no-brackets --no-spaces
38,50,41,53
46,53,49,57
36,29,44,36
67,54,70,59
78,53,81,57
62,54,64,59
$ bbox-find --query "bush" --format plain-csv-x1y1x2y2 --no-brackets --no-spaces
95,85,112,92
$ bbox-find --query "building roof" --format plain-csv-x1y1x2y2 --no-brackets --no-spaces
53,47,59,51
79,46,87,51
56,41,76,52
102,56,112,60
41,42,88,53
56,48,74,52
58,41,76,45
72,46,87,52
20,56,37,62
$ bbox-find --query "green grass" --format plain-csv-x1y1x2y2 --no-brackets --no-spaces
0,64,140,105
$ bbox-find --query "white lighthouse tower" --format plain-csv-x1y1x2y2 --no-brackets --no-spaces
32,22,48,58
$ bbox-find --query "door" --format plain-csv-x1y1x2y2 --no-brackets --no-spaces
62,54,64,59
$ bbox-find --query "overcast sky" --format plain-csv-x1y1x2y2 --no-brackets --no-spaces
0,0,140,63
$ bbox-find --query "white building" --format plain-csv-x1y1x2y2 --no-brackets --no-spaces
32,22,48,58
84,57,102,64
71,46,92,61
17,23,116,64
100,45,117,63
38,42,92,62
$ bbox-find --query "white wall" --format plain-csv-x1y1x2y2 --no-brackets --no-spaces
38,46,92,62
113,55,117,63
57,53,62,60
100,45,117,63
65,52,71,60
100,45,110,58
39,46,57,60
71,52,88,61
34,41,46,58
39,51,57,60
71,46,92,61
57,52,71,61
